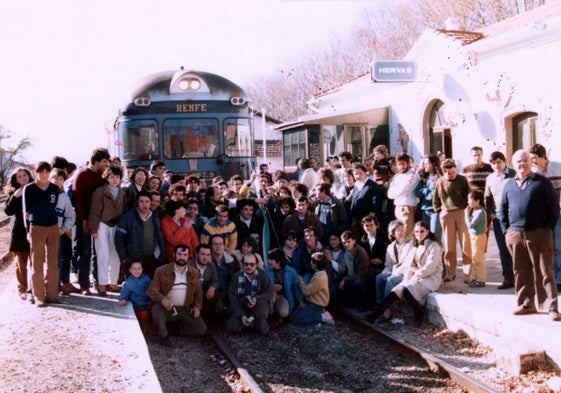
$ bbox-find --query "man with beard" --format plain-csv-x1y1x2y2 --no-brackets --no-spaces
148,245,207,347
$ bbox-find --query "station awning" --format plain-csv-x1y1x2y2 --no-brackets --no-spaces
275,106,388,132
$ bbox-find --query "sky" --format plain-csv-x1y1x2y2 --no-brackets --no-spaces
0,0,377,166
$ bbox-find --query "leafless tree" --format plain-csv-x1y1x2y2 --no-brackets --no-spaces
247,0,549,121
419,0,545,30
0,125,32,190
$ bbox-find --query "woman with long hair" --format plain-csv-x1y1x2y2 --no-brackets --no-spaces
415,154,443,240
4,167,34,300
124,167,148,211
368,221,443,327
323,232,346,300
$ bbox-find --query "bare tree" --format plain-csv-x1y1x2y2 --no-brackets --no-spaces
418,0,545,29
247,0,550,121
247,1,425,120
0,125,32,190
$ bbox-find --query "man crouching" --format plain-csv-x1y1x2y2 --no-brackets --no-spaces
147,244,207,347
226,253,273,335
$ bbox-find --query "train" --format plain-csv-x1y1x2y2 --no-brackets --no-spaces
115,68,255,180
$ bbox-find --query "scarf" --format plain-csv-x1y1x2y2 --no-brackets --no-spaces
238,270,259,297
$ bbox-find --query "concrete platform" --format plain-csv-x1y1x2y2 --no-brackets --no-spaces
426,235,561,374
0,254,162,393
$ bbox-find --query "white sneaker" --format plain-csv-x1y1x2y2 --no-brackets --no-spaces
321,311,335,325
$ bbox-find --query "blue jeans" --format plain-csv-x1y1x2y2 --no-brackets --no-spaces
75,223,94,290
301,272,313,284
57,234,73,285
375,272,390,304
375,273,403,304
290,302,324,326
421,209,442,242
493,217,514,283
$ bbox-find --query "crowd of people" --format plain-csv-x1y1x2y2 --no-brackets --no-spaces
4,143,561,347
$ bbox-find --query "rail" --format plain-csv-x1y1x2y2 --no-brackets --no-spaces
207,329,264,393
334,307,500,393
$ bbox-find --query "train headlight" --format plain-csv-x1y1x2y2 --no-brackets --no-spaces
230,97,246,106
178,78,201,91
134,97,151,107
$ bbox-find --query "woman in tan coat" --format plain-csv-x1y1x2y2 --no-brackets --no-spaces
368,221,443,327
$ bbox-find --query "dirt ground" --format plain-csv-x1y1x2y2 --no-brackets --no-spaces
0,256,161,393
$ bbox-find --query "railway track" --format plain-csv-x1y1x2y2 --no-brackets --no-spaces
332,307,500,393
208,329,264,393
199,308,499,393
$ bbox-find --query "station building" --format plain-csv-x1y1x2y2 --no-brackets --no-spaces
276,2,561,171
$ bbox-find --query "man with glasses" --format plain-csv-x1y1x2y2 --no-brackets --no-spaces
226,253,273,335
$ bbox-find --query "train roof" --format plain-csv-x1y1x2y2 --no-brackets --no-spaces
129,69,248,102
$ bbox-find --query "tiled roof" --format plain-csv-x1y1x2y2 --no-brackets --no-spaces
435,29,485,46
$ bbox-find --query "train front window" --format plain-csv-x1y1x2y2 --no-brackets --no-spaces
119,121,159,161
163,119,219,158
224,118,252,157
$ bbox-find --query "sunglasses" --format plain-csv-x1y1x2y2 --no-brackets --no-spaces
243,263,256,267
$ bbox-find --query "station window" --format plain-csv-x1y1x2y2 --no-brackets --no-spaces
512,112,538,151
427,100,453,158
163,118,219,159
283,129,307,168
224,118,253,157
344,126,364,160
119,121,160,161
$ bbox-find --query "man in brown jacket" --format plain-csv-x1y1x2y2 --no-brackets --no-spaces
148,244,207,347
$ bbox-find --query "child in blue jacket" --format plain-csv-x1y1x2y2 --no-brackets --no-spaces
118,261,151,331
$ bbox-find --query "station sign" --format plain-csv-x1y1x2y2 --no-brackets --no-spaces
372,60,417,82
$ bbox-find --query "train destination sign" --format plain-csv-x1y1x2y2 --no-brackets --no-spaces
372,60,417,82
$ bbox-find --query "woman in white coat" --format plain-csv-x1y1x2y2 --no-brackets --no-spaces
368,220,443,327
